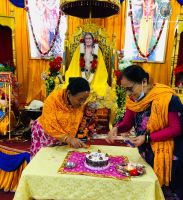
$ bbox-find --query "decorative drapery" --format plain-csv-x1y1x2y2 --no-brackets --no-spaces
177,0,183,5
0,0,182,104
9,0,24,8
0,145,30,191
0,152,30,172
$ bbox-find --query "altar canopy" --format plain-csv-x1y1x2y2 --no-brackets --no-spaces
61,0,120,18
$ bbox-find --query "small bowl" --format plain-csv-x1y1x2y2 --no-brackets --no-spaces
65,161,76,169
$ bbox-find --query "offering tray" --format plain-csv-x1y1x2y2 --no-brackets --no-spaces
116,162,145,177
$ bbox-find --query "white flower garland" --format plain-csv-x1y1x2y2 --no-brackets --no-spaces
80,42,98,84
80,43,85,54
81,71,94,84
93,43,99,55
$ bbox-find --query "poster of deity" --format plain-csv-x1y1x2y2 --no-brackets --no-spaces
124,0,171,63
27,0,67,58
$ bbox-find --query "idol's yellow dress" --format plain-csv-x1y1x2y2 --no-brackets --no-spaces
64,46,108,97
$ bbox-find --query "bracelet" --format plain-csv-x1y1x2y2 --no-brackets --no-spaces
62,135,69,143
145,132,150,143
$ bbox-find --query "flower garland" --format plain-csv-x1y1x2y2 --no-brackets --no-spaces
25,0,62,56
129,0,166,58
174,64,183,75
79,38,98,83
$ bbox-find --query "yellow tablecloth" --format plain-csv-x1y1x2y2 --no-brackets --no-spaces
13,145,165,200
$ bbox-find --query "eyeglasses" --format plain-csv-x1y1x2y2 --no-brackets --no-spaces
85,37,92,40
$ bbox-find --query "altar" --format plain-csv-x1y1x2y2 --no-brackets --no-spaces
13,145,164,200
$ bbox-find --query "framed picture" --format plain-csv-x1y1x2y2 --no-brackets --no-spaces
124,0,170,63
27,0,67,59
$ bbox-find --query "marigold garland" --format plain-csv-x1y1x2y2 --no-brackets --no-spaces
174,65,183,75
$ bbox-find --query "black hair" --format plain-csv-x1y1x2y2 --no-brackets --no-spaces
122,65,149,83
67,77,90,96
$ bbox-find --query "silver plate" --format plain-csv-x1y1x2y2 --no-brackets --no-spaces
65,162,76,169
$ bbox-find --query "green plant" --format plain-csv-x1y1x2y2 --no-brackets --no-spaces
0,64,15,72
41,56,63,95
113,85,126,125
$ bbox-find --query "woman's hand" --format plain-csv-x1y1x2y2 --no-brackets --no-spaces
129,135,145,147
67,137,87,149
105,127,118,144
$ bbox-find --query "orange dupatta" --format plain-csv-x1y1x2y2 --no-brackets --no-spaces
38,89,84,139
126,83,176,186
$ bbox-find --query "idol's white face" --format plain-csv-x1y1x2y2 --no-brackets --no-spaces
84,34,93,47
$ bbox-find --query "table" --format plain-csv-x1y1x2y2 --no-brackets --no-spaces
13,145,165,200
22,109,42,120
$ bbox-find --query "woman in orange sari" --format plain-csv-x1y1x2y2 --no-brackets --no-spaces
30,77,90,157
106,65,183,198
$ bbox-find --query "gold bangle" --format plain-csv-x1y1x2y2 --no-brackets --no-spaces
145,134,150,143
65,136,70,143
62,135,68,143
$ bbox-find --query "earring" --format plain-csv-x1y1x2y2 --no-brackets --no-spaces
67,93,72,105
